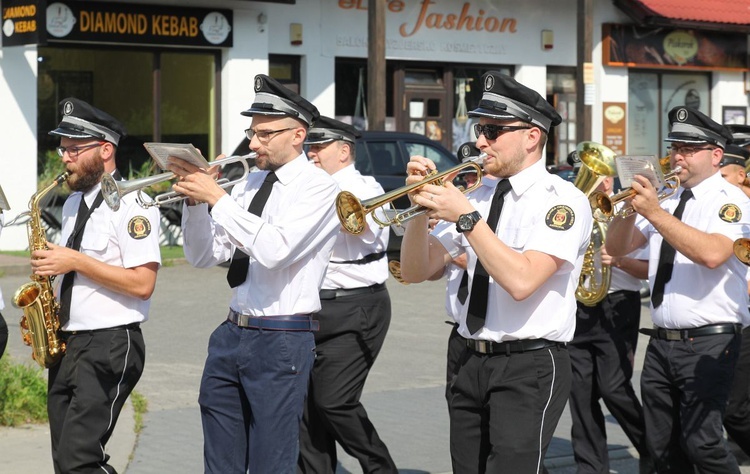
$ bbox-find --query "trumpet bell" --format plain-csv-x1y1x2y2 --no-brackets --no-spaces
336,191,367,235
734,238,750,265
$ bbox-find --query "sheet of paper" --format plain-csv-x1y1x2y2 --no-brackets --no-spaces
615,155,664,189
143,143,211,171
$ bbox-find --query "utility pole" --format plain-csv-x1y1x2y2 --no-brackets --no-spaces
367,0,386,130
576,0,593,142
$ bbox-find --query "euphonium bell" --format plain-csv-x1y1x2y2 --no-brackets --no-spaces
571,141,617,197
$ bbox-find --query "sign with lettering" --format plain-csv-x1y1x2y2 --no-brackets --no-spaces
45,1,232,48
2,0,44,47
602,102,626,156
603,24,747,71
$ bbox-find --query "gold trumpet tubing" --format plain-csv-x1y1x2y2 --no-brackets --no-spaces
102,153,255,211
590,166,683,222
336,160,484,235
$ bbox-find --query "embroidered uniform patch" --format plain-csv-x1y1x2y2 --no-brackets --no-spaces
719,204,742,223
128,216,151,239
545,205,575,230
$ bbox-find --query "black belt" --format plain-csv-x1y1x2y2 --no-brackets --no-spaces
227,310,319,332
60,322,140,337
464,337,566,355
639,323,741,341
319,282,386,300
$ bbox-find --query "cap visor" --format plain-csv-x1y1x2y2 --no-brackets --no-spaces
48,126,98,140
240,108,289,118
304,137,336,145
467,108,516,121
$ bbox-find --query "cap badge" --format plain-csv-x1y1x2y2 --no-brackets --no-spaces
484,74,494,92
128,216,152,239
254,77,263,92
545,205,575,231
719,203,742,223
63,101,74,116
676,108,688,122
460,145,471,158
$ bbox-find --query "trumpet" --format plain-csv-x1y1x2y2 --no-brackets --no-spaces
589,165,683,222
101,153,255,211
336,157,485,235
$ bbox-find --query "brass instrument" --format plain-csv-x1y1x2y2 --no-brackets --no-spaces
589,166,683,223
336,159,484,235
572,141,617,197
576,220,610,306
102,153,255,211
12,172,70,368
734,238,750,265
571,142,617,306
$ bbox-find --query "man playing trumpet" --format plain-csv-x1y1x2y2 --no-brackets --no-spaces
399,71,592,473
607,107,750,473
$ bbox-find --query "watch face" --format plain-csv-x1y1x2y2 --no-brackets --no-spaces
458,213,475,231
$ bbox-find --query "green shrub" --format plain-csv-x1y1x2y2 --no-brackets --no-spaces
0,355,48,426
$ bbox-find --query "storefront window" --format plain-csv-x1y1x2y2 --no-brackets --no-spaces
628,71,710,156
37,47,217,178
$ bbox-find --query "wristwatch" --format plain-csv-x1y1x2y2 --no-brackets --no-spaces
456,211,481,233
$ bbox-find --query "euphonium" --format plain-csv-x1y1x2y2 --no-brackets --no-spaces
571,142,617,306
12,172,70,368
571,141,617,196
576,220,610,306
733,238,750,265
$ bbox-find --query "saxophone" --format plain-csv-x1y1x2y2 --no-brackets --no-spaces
12,172,70,368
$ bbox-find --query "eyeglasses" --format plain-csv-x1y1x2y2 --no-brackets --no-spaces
245,127,295,141
669,145,716,157
56,142,104,158
473,123,532,140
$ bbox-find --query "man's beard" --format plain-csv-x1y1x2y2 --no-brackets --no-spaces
67,152,105,192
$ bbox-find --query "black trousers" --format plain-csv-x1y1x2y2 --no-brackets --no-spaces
642,333,740,474
298,286,397,474
568,290,649,474
725,326,750,458
48,327,145,474
445,322,463,403
449,341,571,474
0,310,7,360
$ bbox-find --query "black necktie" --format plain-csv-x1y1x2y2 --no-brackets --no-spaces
466,179,512,334
226,171,278,288
651,189,693,309
59,192,103,325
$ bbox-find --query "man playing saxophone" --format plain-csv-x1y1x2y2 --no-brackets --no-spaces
30,98,161,474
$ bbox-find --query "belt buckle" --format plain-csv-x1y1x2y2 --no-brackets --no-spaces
476,340,491,354
665,329,682,341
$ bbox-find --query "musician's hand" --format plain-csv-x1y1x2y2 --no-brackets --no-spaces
31,242,79,276
600,245,614,266
413,180,474,223
405,156,437,205
628,175,660,219
168,156,225,207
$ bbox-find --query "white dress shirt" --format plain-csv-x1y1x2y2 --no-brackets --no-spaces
182,153,340,316
636,172,750,328
323,164,388,290
434,159,592,342
57,179,162,331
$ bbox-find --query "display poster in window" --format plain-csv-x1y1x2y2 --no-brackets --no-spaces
602,102,626,156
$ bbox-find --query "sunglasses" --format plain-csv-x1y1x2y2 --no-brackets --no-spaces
473,123,532,140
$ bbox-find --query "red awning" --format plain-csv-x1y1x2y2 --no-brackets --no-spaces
614,0,750,32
